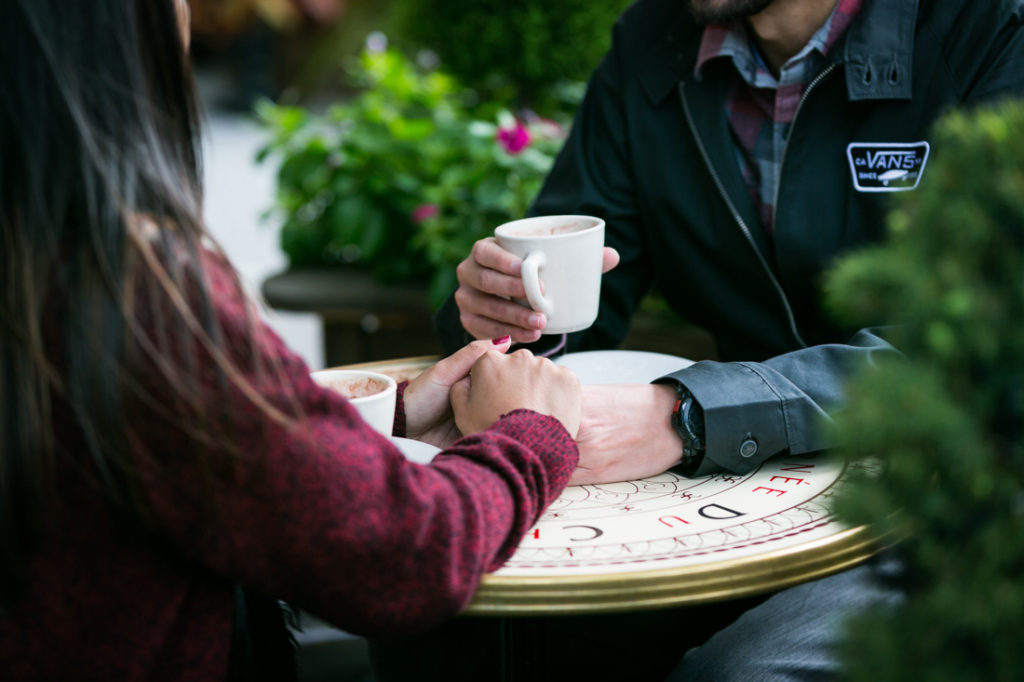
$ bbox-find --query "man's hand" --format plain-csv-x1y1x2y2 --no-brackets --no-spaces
571,383,683,485
454,237,620,344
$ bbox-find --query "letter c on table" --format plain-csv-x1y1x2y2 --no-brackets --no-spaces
563,525,604,541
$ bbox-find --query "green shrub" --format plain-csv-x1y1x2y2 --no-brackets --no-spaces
824,99,1024,681
390,0,632,111
256,45,567,306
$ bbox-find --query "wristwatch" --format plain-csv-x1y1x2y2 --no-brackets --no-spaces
669,382,706,474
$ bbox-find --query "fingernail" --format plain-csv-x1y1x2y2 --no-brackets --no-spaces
528,313,545,329
492,335,511,345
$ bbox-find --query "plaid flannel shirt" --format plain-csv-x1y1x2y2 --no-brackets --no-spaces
695,0,862,234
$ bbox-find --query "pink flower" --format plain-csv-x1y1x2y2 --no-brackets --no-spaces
496,121,531,155
410,203,439,224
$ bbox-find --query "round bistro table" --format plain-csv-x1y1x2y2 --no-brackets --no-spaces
340,353,892,680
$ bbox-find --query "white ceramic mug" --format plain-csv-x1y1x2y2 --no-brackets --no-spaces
494,215,605,334
310,369,397,435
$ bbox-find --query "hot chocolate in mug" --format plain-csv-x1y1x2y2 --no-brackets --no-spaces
309,369,397,435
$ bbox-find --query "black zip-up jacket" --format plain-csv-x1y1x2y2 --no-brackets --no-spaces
436,0,1024,475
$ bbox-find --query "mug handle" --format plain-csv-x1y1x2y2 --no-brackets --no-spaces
521,251,555,318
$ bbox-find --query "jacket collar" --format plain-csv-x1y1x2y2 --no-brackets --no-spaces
638,8,701,105
841,0,918,101
639,0,919,105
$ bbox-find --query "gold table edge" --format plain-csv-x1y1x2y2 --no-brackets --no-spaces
465,525,895,615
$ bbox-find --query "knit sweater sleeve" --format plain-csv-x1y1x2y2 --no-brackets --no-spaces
132,251,579,637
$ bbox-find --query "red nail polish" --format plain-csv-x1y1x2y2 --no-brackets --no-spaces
492,335,511,345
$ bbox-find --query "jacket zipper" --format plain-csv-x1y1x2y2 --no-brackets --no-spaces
680,64,839,349
771,63,839,222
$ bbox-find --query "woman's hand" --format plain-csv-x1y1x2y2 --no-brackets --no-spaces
454,237,620,344
570,383,683,485
403,337,513,448
450,349,582,437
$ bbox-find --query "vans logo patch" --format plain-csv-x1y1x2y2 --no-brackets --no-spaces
846,142,930,192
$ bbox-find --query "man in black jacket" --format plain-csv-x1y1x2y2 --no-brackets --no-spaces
440,0,1023,482
396,0,1024,679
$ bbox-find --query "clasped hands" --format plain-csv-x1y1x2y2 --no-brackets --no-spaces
403,339,683,485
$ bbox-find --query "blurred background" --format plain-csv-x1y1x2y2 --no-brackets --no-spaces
194,0,713,379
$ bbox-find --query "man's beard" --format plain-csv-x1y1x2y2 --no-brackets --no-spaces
686,0,776,25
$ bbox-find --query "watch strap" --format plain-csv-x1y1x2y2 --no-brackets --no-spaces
668,382,706,474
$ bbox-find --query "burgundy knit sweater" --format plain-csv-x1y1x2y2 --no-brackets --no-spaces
0,251,578,680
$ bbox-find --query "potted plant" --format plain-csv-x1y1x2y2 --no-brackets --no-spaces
824,99,1024,679
255,41,568,363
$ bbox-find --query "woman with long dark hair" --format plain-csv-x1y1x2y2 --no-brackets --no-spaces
0,1,588,679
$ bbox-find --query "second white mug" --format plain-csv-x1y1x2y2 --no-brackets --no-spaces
309,369,397,435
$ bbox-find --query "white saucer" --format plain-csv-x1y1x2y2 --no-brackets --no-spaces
391,436,441,464
553,350,693,385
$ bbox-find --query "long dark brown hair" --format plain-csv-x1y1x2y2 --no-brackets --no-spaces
0,0,288,594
